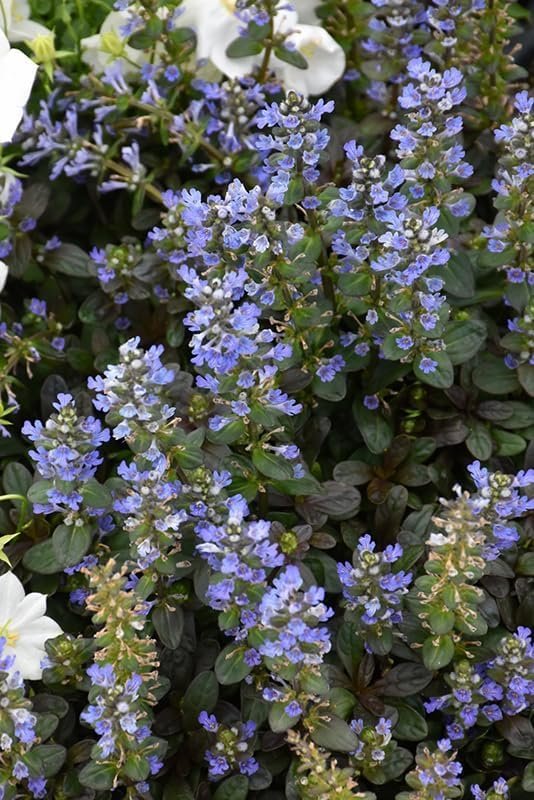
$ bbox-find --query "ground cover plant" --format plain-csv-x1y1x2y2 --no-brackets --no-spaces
0,0,533,798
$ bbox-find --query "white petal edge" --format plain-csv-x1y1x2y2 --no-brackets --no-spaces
0,571,26,622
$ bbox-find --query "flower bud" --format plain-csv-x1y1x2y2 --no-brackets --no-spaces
101,30,126,57
29,33,56,64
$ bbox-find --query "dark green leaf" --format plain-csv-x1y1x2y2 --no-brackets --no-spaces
213,775,249,800
46,244,91,278
182,671,219,730
269,703,299,733
414,352,454,388
3,462,32,497
52,523,92,568
523,762,534,791
79,762,117,790
439,253,474,298
80,479,112,509
337,273,372,296
23,539,63,575
472,354,520,394
297,482,361,523
378,663,433,697
444,320,486,365
215,645,252,685
493,429,526,456
310,715,359,752
466,422,493,460
336,622,364,678
226,36,264,58
333,461,374,485
273,45,307,69
252,448,295,481
353,402,393,454
27,480,52,505
153,604,184,649
30,744,66,777
393,704,428,742
518,364,534,397
422,634,455,670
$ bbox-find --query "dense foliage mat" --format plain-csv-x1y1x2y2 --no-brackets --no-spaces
0,1,533,799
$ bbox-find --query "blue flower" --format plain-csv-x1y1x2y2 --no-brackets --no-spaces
200,715,258,781
338,535,412,652
22,393,109,515
88,337,175,439
257,565,333,667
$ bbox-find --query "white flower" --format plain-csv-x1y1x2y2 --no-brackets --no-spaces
427,533,449,547
0,29,37,143
0,0,50,43
81,10,147,75
0,571,62,679
178,0,345,96
0,169,16,205
0,260,8,292
272,24,347,96
290,0,320,24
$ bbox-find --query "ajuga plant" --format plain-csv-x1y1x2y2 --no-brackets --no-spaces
0,1,532,799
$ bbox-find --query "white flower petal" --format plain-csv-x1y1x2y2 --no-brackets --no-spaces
289,0,320,24
0,260,8,292
81,11,148,75
1,0,51,43
174,0,205,34
10,642,46,680
182,0,238,62
0,105,24,143
0,1,13,35
275,23,345,95
8,18,49,43
0,46,37,142
0,29,9,57
9,592,46,627
19,615,62,643
0,571,26,623
0,571,63,680
272,8,299,35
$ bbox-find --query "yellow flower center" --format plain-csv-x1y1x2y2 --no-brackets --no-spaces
101,30,126,57
220,0,237,13
299,39,320,60
0,620,19,647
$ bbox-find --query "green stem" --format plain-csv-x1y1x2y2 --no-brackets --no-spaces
257,488,269,519
257,4,275,83
126,98,228,166
85,141,165,205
